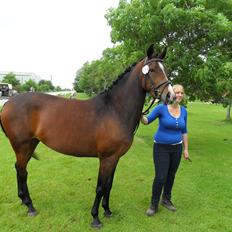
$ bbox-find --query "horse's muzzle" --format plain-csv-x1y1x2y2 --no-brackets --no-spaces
165,92,176,104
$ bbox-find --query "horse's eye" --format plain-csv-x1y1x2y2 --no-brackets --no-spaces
149,69,155,72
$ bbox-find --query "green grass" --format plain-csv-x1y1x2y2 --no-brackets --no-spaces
0,101,232,232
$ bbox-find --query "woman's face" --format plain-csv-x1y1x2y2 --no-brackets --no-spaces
174,87,184,103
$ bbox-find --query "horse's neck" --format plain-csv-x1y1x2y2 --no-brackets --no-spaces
110,64,146,133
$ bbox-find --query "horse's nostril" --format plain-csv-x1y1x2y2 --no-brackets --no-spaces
166,92,175,104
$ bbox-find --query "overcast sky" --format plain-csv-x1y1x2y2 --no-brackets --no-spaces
0,0,119,88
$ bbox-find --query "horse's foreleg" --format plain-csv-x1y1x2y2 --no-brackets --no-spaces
15,162,36,216
102,167,117,217
91,156,118,228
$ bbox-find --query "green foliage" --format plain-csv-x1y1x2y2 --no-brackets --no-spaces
18,79,55,93
54,86,62,91
107,0,232,100
37,80,55,92
1,73,61,93
0,102,232,231
75,0,232,118
20,79,37,92
74,45,130,96
1,72,20,87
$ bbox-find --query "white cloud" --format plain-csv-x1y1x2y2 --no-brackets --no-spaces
0,0,119,88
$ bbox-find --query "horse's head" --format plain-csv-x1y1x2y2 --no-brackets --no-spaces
141,44,175,104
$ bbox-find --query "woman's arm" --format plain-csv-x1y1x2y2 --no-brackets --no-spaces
140,104,163,125
182,133,189,159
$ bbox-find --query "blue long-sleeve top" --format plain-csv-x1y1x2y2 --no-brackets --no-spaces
147,103,188,144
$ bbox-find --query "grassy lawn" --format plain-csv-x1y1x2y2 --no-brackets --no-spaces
0,100,232,232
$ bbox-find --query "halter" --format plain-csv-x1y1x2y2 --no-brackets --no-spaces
142,58,171,99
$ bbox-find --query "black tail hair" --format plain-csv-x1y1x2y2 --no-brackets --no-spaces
32,152,39,160
0,113,7,136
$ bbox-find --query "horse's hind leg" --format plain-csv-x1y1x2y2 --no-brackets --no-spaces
14,138,39,216
15,163,36,216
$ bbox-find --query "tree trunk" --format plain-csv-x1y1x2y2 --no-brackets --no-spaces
226,102,231,121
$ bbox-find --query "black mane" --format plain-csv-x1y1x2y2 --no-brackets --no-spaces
100,60,141,97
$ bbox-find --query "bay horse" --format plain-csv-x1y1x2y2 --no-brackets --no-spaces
0,44,175,228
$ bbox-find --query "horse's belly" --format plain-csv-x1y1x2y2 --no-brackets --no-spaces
40,135,98,157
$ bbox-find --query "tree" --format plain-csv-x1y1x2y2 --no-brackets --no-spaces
74,45,129,96
37,80,55,92
76,0,232,119
54,86,62,91
216,61,232,121
73,70,83,93
21,79,38,92
106,0,232,119
2,72,20,87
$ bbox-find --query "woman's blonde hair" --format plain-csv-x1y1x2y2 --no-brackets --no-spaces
173,84,185,94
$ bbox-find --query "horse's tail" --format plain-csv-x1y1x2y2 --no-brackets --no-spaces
32,152,39,160
0,112,7,137
0,101,8,137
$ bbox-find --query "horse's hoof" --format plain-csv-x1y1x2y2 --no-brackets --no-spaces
104,210,112,218
28,210,37,217
91,218,102,229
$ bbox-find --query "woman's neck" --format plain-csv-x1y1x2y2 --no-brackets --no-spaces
169,102,179,109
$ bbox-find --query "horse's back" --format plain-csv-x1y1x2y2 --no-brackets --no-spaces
1,93,98,155
1,93,132,158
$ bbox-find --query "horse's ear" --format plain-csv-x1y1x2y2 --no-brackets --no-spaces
147,44,154,59
158,47,167,59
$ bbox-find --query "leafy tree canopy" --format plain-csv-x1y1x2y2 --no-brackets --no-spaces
37,80,55,92
1,72,20,87
21,79,37,92
75,0,232,118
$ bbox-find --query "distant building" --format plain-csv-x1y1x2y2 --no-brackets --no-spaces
0,71,41,84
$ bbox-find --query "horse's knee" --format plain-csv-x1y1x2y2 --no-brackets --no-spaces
96,185,103,197
18,190,24,199
102,197,108,209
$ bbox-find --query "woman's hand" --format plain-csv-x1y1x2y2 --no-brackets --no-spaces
140,115,148,125
182,134,190,161
183,149,189,160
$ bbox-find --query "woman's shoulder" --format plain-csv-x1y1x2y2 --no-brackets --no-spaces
150,103,166,114
181,105,188,115
157,103,167,108
155,103,167,111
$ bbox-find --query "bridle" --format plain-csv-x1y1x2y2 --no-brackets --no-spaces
141,57,172,115
134,57,172,133
142,58,171,99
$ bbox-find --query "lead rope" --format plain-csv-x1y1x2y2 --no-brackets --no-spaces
142,98,156,115
133,97,159,135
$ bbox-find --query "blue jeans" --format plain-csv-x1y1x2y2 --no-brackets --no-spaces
151,143,182,206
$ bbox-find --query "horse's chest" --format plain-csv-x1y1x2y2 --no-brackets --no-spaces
96,120,132,156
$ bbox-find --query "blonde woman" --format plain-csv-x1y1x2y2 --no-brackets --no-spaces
141,84,189,216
